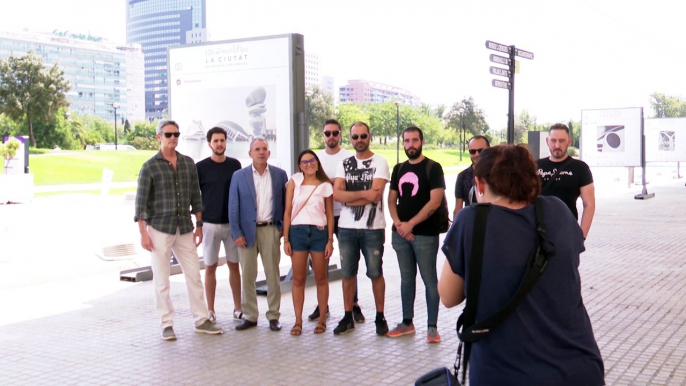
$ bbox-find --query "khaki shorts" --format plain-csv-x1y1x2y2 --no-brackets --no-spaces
201,222,238,265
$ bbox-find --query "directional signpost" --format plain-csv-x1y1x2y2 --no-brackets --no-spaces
486,40,534,143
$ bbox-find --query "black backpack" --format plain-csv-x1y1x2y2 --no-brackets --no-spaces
397,158,451,233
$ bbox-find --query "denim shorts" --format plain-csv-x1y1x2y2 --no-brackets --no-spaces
289,225,328,253
338,228,385,279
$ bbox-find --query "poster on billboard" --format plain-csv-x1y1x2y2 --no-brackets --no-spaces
2,136,26,174
644,117,686,162
168,34,305,173
580,107,643,167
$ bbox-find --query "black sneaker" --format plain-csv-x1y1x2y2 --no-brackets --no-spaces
308,305,330,321
352,304,365,323
333,318,355,335
375,318,389,336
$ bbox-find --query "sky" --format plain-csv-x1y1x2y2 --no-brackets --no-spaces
3,0,686,131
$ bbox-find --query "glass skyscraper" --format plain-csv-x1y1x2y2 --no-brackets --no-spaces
126,0,206,121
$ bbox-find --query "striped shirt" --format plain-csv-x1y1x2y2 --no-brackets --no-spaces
134,151,203,235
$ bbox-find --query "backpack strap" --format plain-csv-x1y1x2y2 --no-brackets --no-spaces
455,203,491,383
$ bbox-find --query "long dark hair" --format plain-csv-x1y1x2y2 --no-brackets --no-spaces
297,150,330,183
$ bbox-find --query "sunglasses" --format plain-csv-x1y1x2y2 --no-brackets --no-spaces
163,132,181,138
324,130,340,137
468,148,485,155
351,133,369,140
300,158,317,166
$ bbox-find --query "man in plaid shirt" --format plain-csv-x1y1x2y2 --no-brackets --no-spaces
134,120,223,341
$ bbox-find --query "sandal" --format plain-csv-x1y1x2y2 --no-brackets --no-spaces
314,321,326,334
290,323,302,336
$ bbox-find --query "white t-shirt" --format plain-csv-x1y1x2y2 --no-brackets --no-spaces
290,173,333,227
335,153,390,230
317,148,353,217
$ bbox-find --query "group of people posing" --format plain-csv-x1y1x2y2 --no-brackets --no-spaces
135,118,603,385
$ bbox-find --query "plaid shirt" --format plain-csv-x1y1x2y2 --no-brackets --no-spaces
134,151,203,235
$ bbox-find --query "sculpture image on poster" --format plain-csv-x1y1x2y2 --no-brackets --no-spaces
596,125,625,153
175,85,277,161
659,131,675,151
644,117,686,162
580,108,642,167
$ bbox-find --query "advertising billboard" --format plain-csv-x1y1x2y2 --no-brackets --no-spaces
168,34,305,173
644,117,686,162
580,107,643,167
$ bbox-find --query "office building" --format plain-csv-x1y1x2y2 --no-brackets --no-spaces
0,29,144,122
339,79,420,106
126,0,207,120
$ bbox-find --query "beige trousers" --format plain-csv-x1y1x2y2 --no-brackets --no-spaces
238,225,282,322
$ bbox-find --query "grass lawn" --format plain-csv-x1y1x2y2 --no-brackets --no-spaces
30,150,156,185
28,147,472,186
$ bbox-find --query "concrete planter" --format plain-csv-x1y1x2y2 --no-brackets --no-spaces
0,173,34,203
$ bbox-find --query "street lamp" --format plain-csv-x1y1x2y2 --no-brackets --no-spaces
111,103,120,150
395,101,401,164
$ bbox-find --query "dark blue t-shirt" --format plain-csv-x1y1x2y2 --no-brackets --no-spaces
442,196,604,386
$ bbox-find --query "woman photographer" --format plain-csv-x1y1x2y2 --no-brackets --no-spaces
438,144,604,385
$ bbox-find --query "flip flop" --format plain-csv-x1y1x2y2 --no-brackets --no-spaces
314,321,326,334
290,323,302,336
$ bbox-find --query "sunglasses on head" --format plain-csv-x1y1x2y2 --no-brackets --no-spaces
469,148,485,155
163,132,181,138
300,158,317,166
324,130,340,137
351,133,369,140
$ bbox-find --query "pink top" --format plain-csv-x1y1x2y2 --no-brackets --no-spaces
290,173,333,227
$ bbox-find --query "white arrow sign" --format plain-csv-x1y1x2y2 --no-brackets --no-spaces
492,79,511,89
490,66,511,77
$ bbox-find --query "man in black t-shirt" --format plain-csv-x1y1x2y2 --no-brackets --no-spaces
387,126,446,343
453,135,490,220
196,127,244,324
537,123,595,239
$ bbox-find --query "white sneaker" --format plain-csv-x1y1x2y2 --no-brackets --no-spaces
233,310,245,321
208,311,217,324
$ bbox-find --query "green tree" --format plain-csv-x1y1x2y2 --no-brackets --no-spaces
649,93,686,118
335,103,369,147
0,113,19,139
125,120,158,149
0,51,71,147
444,97,487,155
367,102,401,145
306,86,334,147
0,137,22,174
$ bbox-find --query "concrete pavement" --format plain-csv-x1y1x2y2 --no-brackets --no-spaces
1,168,685,385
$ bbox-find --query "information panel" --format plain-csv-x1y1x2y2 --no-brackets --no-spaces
644,117,686,162
168,34,305,173
580,107,643,167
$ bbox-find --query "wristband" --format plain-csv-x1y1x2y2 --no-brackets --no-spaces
196,220,203,227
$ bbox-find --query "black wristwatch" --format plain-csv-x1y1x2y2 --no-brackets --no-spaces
196,220,203,227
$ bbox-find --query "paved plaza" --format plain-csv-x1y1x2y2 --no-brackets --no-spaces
1,168,685,385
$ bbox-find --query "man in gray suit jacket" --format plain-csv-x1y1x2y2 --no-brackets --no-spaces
229,138,288,332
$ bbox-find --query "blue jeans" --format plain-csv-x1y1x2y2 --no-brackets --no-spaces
391,232,439,326
339,228,385,279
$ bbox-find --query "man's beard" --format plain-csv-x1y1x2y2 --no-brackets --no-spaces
405,146,422,160
212,148,225,156
354,142,369,152
326,139,339,149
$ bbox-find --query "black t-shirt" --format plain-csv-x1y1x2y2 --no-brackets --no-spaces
390,158,446,236
536,157,593,220
196,157,242,224
454,165,476,207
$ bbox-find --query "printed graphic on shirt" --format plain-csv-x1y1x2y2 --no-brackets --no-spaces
398,172,419,197
343,156,381,228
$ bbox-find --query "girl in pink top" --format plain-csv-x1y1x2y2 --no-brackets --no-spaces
283,150,334,335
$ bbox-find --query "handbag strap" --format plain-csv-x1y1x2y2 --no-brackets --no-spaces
291,182,320,221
